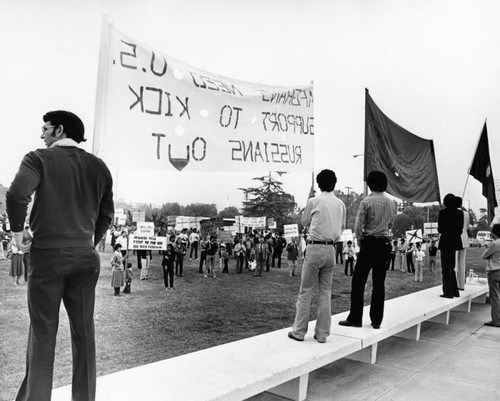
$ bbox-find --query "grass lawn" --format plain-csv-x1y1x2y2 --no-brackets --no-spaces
0,246,489,400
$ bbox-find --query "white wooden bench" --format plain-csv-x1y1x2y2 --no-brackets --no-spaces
51,282,488,401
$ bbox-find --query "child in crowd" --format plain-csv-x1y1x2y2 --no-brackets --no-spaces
123,262,133,294
110,243,126,296
286,237,299,277
428,240,438,275
220,244,229,274
414,243,425,282
343,240,356,276
162,243,176,290
8,238,24,285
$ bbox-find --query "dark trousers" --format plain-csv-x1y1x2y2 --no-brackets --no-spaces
198,251,206,273
345,256,354,276
236,253,245,273
387,253,396,271
406,254,415,273
163,261,174,287
347,237,391,326
16,247,100,401
272,249,283,268
23,252,30,282
190,242,198,259
336,248,343,264
440,249,460,297
222,258,229,273
175,256,184,276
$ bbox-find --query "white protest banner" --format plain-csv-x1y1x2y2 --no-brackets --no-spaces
283,224,299,239
406,229,423,244
128,234,167,251
236,216,267,228
132,211,146,223
136,222,154,236
93,21,314,173
423,222,438,236
340,229,354,242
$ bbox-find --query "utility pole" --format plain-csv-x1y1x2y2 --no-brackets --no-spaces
345,186,352,229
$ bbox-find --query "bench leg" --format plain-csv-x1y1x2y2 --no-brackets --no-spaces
445,310,450,325
370,343,378,364
415,323,421,341
268,373,309,401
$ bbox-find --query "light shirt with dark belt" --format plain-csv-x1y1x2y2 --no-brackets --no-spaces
302,191,346,245
354,191,395,240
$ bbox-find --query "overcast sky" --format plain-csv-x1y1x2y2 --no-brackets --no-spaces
2,0,499,215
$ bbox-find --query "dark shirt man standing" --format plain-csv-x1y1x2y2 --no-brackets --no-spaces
7,110,114,401
339,171,395,329
288,169,345,343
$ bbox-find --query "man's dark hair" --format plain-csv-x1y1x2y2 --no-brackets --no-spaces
43,110,86,143
443,193,456,208
455,196,463,208
316,169,337,192
492,224,500,237
366,171,388,192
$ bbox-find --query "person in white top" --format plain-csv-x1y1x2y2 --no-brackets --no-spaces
455,197,469,290
414,243,426,282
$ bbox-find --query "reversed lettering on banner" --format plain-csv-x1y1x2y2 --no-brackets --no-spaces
94,24,314,173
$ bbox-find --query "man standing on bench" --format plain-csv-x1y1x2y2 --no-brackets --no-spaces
288,169,345,343
339,171,395,329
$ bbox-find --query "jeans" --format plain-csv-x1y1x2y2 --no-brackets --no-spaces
291,244,335,341
415,260,423,282
455,249,466,289
16,247,100,401
347,237,391,326
345,256,354,276
488,269,500,325
163,261,174,288
190,241,198,259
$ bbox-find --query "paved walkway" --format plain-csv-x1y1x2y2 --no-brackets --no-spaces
249,302,500,401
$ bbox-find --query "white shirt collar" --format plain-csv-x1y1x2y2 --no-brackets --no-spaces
50,138,80,148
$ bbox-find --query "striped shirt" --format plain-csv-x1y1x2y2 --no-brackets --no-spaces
301,191,345,242
354,192,395,240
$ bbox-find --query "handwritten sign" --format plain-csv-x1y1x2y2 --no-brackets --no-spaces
135,222,154,236
132,211,145,223
94,24,314,173
128,234,167,251
283,224,299,239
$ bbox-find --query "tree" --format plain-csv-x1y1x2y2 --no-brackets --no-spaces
240,174,296,229
335,190,365,230
183,203,217,217
217,206,240,219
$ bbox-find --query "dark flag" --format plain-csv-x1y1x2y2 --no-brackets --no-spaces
469,122,497,223
364,89,441,203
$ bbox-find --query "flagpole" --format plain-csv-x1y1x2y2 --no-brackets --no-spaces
92,14,112,156
462,118,487,200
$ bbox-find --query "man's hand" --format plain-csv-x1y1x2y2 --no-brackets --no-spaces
13,231,31,252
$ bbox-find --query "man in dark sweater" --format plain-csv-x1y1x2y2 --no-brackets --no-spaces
7,110,114,401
